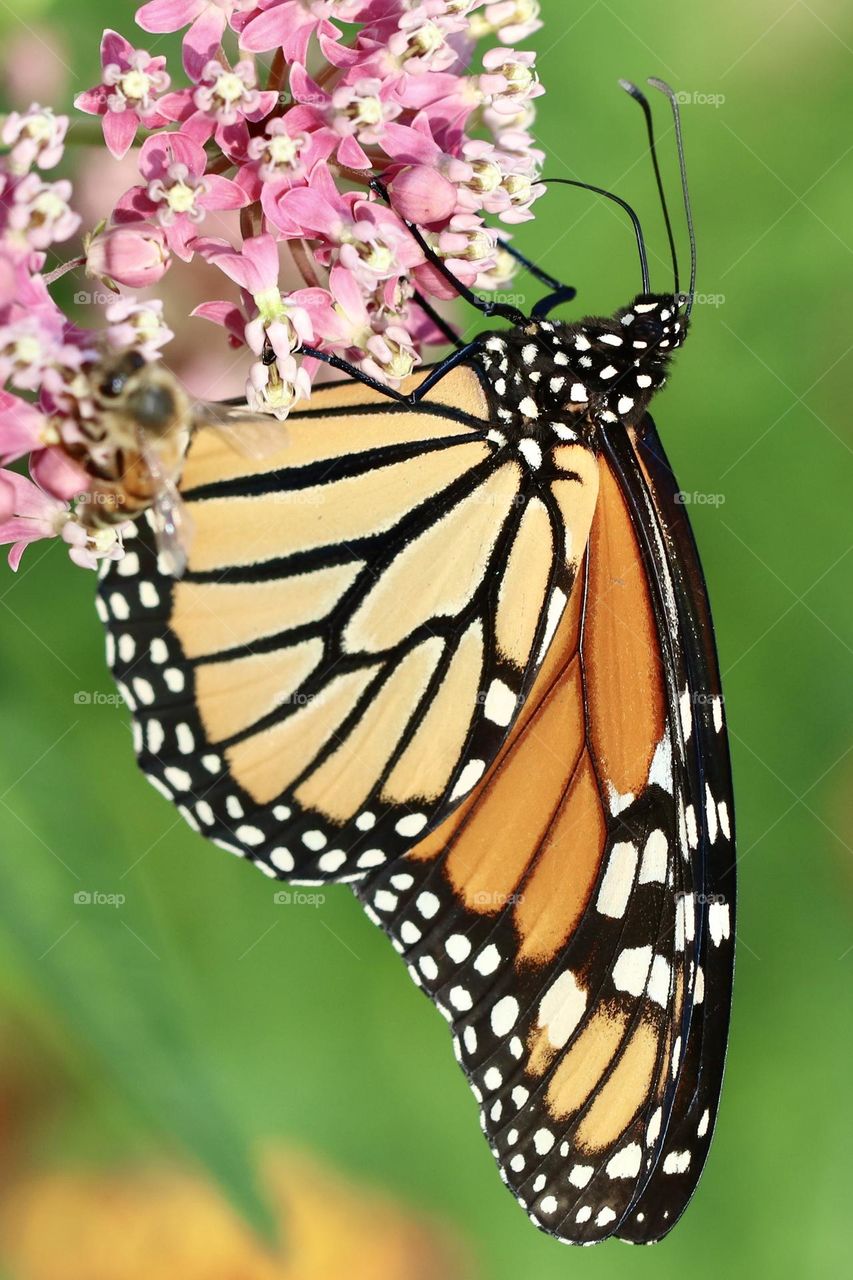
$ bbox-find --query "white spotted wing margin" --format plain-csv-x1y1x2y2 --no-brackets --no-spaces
352,412,735,1246
96,360,598,883
611,414,736,1244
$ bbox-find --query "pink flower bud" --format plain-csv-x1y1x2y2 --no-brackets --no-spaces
86,223,170,288
389,166,458,225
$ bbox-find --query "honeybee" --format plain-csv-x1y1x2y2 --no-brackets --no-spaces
75,350,288,577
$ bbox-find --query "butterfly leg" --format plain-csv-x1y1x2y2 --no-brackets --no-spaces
369,179,528,327
300,340,482,407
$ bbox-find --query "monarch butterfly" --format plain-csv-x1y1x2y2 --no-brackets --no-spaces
96,80,734,1244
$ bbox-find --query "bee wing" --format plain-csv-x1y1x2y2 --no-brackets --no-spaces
192,402,289,461
140,440,193,579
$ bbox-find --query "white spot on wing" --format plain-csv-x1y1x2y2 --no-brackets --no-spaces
596,841,638,918
538,971,586,1049
612,945,653,997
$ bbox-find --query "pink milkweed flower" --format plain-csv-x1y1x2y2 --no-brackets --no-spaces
0,391,50,463
264,165,424,284
480,48,543,115
237,114,336,198
74,30,170,161
135,0,257,77
317,264,419,387
1,106,69,176
470,0,543,44
86,222,171,289
288,64,403,170
104,297,174,360
116,132,249,261
1,174,81,258
0,473,12,523
0,466,70,570
240,0,372,63
246,344,312,420
193,233,322,353
158,57,278,147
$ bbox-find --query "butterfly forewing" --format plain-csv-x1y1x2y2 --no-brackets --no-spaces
98,363,598,883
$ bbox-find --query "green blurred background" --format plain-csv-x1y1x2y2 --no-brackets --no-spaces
0,1,851,1276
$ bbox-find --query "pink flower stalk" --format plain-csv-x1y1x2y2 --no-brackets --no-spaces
86,222,171,289
1,106,69,176
75,30,170,160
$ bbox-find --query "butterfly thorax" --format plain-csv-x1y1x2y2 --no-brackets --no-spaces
477,294,688,452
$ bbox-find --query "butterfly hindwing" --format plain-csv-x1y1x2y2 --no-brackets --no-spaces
354,412,734,1245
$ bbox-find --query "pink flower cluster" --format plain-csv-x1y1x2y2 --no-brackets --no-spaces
0,0,545,570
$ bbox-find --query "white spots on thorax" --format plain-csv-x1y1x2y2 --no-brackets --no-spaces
486,336,506,353
519,396,539,420
599,365,617,381
554,351,569,366
600,333,623,347
635,302,658,314
709,901,731,947
396,812,428,838
606,1143,642,1180
491,995,520,1036
522,343,538,365
663,1150,692,1175
636,374,653,389
551,423,578,442
494,377,507,396
518,438,543,470
538,970,587,1049
487,428,506,447
446,933,472,963
550,376,565,394
474,943,501,976
485,678,517,727
450,758,486,801
574,334,591,351
612,945,653,998
596,841,638,918
569,382,588,402
569,1164,593,1189
617,396,635,415
639,830,668,884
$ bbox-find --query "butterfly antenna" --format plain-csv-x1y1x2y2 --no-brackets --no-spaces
648,78,697,318
540,177,650,294
619,78,680,296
